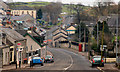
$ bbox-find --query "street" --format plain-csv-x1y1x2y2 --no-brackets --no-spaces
2,47,100,72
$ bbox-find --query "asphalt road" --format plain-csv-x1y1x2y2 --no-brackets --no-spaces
2,48,100,72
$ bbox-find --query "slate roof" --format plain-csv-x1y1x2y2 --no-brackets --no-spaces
52,27,67,33
53,32,68,37
15,30,27,36
2,28,25,41
11,14,34,21
99,14,120,27
54,36,68,41
0,1,9,10
12,6,34,10
82,21,96,27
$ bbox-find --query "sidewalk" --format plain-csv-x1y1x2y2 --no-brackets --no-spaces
97,63,119,71
0,50,53,71
0,64,29,71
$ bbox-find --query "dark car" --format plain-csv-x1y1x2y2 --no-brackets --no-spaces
44,55,54,63
91,56,104,67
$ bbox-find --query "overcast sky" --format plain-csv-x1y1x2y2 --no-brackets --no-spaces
3,0,120,5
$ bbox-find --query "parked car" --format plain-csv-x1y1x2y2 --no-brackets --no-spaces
31,57,44,66
91,56,104,67
44,55,54,63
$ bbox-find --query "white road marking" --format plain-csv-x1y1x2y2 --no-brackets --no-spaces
97,67,104,72
55,49,73,70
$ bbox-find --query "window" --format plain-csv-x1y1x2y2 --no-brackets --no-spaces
27,11,29,14
31,45,32,50
10,52,12,61
32,11,34,17
22,11,24,14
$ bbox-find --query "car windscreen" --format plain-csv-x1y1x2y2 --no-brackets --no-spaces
93,58,101,60
45,55,52,58
33,57,41,59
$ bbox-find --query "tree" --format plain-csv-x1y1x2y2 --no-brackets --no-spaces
92,0,117,19
37,9,42,19
93,21,110,39
41,2,62,25
75,22,89,42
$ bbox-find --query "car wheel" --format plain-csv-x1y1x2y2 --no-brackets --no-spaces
92,64,94,67
101,63,104,67
41,63,44,66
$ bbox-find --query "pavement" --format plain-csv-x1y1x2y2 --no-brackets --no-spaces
0,64,29,71
0,50,53,71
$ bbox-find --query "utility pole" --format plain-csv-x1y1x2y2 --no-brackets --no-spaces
116,14,118,64
97,22,99,49
101,21,104,65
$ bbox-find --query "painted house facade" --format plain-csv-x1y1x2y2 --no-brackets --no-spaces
11,6,36,19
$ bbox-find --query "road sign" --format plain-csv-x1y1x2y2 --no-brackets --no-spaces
43,40,47,43
100,45,107,51
17,42,21,46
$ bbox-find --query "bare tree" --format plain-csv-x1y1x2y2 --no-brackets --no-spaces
41,2,62,24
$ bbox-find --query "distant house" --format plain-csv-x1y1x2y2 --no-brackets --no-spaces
11,6,36,19
65,25,76,35
0,1,9,15
11,14,36,30
82,21,96,34
1,28,27,65
99,14,120,36
52,27,68,47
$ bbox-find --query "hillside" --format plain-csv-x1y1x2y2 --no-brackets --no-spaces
8,2,91,14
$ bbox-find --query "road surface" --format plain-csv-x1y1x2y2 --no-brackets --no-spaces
2,48,99,72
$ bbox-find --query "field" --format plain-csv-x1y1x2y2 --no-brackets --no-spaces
8,1,91,14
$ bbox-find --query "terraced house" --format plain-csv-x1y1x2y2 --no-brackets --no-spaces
1,28,27,66
11,6,36,19
52,27,68,47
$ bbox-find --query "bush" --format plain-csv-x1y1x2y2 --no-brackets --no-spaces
91,43,97,51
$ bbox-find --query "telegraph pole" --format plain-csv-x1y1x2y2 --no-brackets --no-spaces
116,14,118,64
101,21,104,65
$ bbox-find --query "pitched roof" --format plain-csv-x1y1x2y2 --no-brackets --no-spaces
11,14,34,21
99,14,120,27
53,32,68,37
82,21,96,27
54,36,68,41
12,6,34,10
65,25,76,30
24,33,43,47
0,1,9,10
15,30,27,36
2,28,25,41
52,27,67,33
